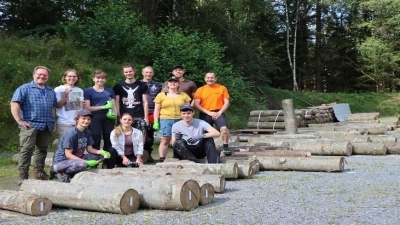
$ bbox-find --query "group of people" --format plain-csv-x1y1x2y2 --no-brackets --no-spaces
11,64,232,184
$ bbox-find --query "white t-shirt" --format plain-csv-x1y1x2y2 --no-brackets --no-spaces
54,85,84,125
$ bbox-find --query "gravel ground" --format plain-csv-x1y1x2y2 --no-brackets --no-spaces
1,154,400,225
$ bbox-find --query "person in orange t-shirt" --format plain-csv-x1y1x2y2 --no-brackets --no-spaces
193,72,232,155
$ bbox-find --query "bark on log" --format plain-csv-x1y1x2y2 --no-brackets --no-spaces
253,156,345,172
385,143,400,154
291,141,352,156
91,169,225,193
364,126,388,135
351,142,387,155
368,136,397,143
233,150,312,158
0,190,52,216
248,116,285,122
249,110,284,117
20,180,139,214
247,121,286,129
282,99,298,134
70,172,200,210
154,163,239,179
220,159,260,175
92,167,212,175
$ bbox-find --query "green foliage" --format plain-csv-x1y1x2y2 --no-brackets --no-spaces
64,2,156,63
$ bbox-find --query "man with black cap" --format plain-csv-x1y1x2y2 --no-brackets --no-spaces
170,104,221,163
163,65,197,102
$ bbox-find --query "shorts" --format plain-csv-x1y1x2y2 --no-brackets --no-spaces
160,119,180,137
199,112,228,130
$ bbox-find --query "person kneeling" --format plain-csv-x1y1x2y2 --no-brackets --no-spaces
171,104,221,163
53,110,111,182
107,113,144,167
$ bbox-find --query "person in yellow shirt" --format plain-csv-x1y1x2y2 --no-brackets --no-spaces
194,72,232,155
153,76,191,162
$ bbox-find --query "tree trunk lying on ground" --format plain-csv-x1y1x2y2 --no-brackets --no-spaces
0,190,52,216
232,150,311,158
385,143,400,154
155,163,239,179
93,166,213,175
252,156,345,172
220,159,259,176
291,141,352,156
71,171,200,211
20,180,139,214
351,142,387,155
92,169,226,194
368,136,397,143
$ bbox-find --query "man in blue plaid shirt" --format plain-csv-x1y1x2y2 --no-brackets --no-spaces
11,66,58,185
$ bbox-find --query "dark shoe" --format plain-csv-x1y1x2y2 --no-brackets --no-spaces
222,146,232,156
18,172,29,185
34,170,49,180
147,155,155,163
56,173,70,183
49,170,57,180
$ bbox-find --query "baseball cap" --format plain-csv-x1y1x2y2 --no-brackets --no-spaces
168,76,179,82
77,110,93,117
172,65,184,70
180,104,194,111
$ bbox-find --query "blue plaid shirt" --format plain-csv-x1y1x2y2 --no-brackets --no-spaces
11,81,57,131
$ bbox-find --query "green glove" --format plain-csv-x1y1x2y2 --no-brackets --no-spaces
153,121,160,131
102,102,114,110
100,150,111,159
106,112,117,120
86,160,99,167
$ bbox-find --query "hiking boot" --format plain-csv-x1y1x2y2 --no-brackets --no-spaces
56,173,70,183
18,172,29,185
147,155,155,163
222,146,232,156
34,170,49,180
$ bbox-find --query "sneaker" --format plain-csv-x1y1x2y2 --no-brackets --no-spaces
34,170,49,180
222,146,232,156
18,172,29,185
56,173,70,183
49,170,57,180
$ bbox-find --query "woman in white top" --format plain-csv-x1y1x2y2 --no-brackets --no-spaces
107,113,144,167
54,69,84,138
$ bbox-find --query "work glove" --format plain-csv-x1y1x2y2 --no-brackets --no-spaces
86,160,99,167
153,121,159,131
187,134,204,144
100,150,111,159
106,112,117,120
102,102,114,110
174,132,184,140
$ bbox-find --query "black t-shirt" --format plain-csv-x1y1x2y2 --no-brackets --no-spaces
112,80,149,118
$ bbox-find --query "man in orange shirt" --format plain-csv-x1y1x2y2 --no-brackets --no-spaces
194,72,231,155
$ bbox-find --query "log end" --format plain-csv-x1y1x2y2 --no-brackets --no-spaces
180,180,200,210
119,189,141,214
30,196,53,216
201,169,213,175
199,183,215,205
219,175,226,193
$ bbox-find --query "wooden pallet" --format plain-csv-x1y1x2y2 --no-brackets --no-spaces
236,129,280,135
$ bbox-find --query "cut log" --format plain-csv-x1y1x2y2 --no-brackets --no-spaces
233,150,312,157
282,99,298,134
385,143,400,154
0,190,52,216
93,167,212,175
71,171,200,210
253,156,345,172
291,141,352,156
220,159,260,175
368,136,397,143
248,116,285,122
155,163,239,179
351,142,387,155
91,169,226,193
199,183,215,205
249,110,284,117
364,126,388,135
247,121,286,129
20,180,139,214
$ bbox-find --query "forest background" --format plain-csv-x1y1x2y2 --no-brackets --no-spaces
1,0,400,152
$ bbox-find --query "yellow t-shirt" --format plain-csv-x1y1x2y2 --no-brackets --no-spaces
154,92,191,119
194,84,230,111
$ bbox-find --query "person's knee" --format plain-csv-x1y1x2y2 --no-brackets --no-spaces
220,126,229,134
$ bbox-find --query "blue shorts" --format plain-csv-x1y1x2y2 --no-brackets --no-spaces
160,119,180,137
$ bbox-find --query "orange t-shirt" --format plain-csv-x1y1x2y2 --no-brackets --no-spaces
194,84,230,111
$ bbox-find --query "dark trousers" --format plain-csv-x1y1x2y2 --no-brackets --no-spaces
89,112,115,150
132,119,153,155
173,138,221,163
105,147,138,168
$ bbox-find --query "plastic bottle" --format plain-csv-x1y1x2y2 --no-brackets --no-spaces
108,97,115,114
79,97,84,110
